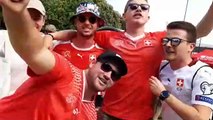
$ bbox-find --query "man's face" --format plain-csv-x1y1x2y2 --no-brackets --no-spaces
74,13,98,37
87,62,120,92
28,8,45,31
162,29,195,61
123,0,150,26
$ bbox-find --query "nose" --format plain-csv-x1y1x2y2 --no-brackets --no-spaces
165,41,172,47
136,7,142,12
84,19,91,24
103,71,112,81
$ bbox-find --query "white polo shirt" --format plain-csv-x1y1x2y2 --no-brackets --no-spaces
160,60,213,120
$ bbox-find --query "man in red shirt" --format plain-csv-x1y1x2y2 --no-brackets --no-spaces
52,2,105,70
0,0,127,120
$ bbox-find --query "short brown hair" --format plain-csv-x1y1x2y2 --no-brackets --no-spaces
124,0,148,13
167,21,197,43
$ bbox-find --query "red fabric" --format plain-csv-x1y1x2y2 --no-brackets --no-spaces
95,31,166,120
53,42,104,69
0,53,97,120
192,50,213,67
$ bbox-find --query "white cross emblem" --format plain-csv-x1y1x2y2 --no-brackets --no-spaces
144,40,152,46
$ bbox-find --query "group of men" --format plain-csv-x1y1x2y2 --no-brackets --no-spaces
1,0,213,120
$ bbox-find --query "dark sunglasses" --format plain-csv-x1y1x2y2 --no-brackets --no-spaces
78,15,97,24
162,37,188,46
28,9,44,21
101,62,121,81
128,3,150,11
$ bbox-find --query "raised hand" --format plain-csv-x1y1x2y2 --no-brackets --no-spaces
0,0,30,15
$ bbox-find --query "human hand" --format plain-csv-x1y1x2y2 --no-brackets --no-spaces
149,76,166,96
0,0,29,13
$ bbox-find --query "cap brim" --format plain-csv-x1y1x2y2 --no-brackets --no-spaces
70,12,106,27
97,55,127,76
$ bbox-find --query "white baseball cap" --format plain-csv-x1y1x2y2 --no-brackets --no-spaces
27,0,46,16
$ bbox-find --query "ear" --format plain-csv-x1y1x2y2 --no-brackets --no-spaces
189,43,196,52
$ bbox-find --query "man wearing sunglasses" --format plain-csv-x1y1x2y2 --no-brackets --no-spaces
0,0,46,98
149,21,213,120
0,0,128,119
52,2,105,70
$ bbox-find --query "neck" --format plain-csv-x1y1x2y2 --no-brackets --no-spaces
72,34,95,48
83,69,96,101
170,57,193,70
125,23,145,37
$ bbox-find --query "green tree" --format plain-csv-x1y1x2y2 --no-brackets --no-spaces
0,0,123,30
41,0,123,30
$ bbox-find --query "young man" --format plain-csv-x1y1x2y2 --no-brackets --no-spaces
0,0,46,97
0,0,127,120
49,0,213,119
149,21,213,120
52,2,105,70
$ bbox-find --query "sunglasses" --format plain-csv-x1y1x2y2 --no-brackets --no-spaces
78,15,97,24
128,3,150,11
162,37,188,46
101,62,121,81
28,9,44,21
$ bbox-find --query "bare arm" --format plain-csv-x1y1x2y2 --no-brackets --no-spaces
149,76,211,120
50,30,76,40
1,0,55,75
196,1,213,38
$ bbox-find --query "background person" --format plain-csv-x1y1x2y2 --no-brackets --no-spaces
0,0,46,98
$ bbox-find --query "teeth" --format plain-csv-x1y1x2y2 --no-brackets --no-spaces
99,78,106,86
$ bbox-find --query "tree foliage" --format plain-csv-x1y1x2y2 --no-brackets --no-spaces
40,0,123,30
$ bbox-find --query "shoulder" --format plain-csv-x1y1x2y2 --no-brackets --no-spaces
146,31,166,39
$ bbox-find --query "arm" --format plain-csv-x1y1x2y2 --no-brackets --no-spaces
50,29,76,40
196,1,213,38
1,0,54,75
149,76,211,120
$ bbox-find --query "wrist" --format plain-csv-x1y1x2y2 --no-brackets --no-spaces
47,33,54,40
159,90,170,101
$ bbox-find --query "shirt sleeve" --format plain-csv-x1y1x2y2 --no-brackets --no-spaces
27,52,73,83
191,66,213,110
94,31,118,49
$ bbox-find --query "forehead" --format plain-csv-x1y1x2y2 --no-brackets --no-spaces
78,12,96,17
166,29,187,38
128,0,148,4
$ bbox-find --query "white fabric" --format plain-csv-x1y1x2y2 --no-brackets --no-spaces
160,60,213,120
0,30,28,98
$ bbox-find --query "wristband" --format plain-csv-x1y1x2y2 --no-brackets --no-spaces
47,33,54,40
159,90,170,101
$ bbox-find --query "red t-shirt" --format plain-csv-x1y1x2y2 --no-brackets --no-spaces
53,41,104,69
0,53,97,120
95,31,166,120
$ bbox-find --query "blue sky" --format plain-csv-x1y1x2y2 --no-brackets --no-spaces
106,0,213,47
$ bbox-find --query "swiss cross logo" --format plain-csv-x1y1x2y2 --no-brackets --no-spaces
176,78,184,87
144,40,152,46
89,54,96,62
176,78,184,91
